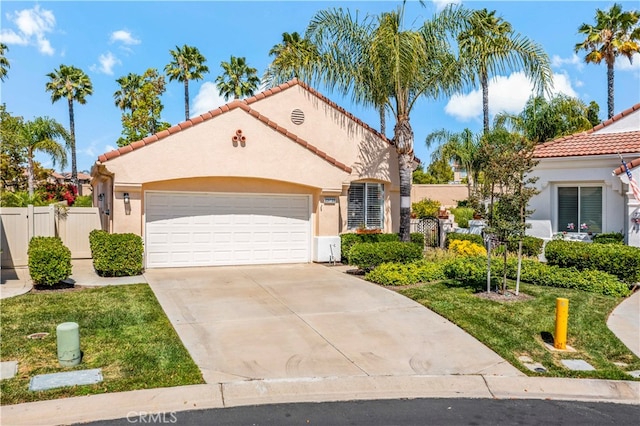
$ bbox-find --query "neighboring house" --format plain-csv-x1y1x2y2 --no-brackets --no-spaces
91,79,402,268
50,171,92,195
529,103,640,247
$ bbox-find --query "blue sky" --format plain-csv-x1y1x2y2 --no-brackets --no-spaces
2,0,639,173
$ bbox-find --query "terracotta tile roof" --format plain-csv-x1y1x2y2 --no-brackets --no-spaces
97,79,398,174
613,156,640,176
534,103,640,159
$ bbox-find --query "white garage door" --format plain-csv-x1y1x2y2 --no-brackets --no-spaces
145,192,311,268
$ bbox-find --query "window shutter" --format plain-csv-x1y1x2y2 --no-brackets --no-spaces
558,187,578,232
580,187,602,233
348,183,365,229
366,183,384,228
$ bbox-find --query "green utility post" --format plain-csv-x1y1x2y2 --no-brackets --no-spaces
57,322,81,367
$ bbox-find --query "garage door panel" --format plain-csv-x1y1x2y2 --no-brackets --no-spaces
145,193,310,268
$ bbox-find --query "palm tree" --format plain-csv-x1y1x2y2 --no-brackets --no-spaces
425,128,481,201
575,3,640,119
215,56,260,101
457,8,552,133
494,94,594,143
114,73,143,112
264,32,320,87
165,45,209,120
22,117,69,196
305,4,463,241
45,65,93,196
0,43,9,81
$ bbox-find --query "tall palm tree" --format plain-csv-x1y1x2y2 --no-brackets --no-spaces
575,3,640,119
114,73,143,112
45,65,93,196
494,94,594,143
215,56,260,101
457,8,552,133
0,43,9,81
22,117,69,196
264,32,320,87
425,128,481,200
305,4,463,241
165,45,209,120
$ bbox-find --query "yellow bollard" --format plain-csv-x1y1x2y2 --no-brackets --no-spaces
554,298,569,350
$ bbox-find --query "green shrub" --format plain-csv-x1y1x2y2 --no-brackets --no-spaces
365,260,446,286
449,207,474,228
592,232,624,245
445,232,484,248
73,195,93,207
89,230,144,277
506,236,544,257
27,237,72,286
411,198,441,219
545,240,640,284
348,241,423,270
442,256,488,286
442,255,630,296
410,232,425,247
340,233,401,263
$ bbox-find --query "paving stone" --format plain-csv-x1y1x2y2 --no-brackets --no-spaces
29,368,102,391
561,359,595,371
0,361,18,380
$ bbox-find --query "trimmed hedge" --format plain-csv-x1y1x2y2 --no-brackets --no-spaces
592,232,624,245
545,240,640,284
348,241,423,270
445,232,483,248
340,233,424,263
28,237,72,286
442,255,630,296
365,260,446,286
89,230,144,277
506,236,544,257
449,239,487,256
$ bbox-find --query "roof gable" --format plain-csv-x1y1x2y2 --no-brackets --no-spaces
96,79,393,173
534,103,640,159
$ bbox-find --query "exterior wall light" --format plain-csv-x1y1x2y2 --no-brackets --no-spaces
123,193,130,204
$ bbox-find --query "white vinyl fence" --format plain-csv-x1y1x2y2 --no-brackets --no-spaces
0,205,101,267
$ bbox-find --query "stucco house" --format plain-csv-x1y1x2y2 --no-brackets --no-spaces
528,103,640,247
91,79,403,268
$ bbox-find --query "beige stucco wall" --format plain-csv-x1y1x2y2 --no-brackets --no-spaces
411,184,468,208
94,84,401,238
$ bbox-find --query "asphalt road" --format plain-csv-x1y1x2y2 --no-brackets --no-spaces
79,398,640,426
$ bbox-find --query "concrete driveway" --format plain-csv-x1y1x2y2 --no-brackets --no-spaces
145,264,523,384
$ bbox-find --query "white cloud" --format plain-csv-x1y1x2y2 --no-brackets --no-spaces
90,51,121,75
0,29,28,45
445,71,581,122
104,144,117,153
110,30,140,45
548,71,578,98
191,82,227,117
617,52,640,71
552,53,583,70
432,0,461,12
2,5,56,55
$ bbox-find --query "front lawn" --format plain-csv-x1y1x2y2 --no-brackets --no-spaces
400,280,640,380
0,285,204,405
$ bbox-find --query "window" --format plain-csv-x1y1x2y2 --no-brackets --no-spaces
557,186,602,233
348,182,384,229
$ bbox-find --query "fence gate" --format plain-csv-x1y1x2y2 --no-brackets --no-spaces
416,216,440,248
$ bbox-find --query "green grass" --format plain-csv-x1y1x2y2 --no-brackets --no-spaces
0,285,204,405
399,280,640,380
